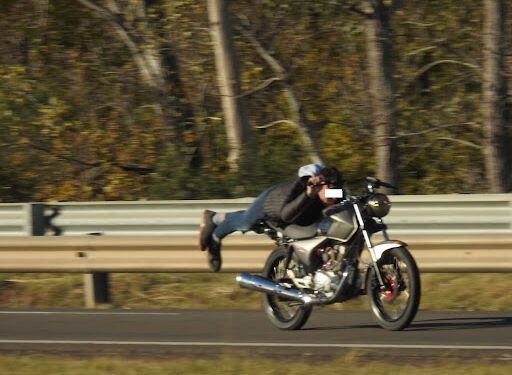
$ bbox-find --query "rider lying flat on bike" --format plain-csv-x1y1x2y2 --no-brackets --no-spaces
198,166,344,272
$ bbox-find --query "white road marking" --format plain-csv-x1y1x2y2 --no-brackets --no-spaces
0,340,510,351
0,311,180,316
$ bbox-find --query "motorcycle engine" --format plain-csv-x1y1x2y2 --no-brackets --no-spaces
313,271,339,294
312,245,344,295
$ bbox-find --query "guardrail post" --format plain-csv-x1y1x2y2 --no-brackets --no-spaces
31,204,46,236
30,204,62,236
84,273,111,308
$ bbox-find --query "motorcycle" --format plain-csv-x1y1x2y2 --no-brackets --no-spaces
236,177,420,331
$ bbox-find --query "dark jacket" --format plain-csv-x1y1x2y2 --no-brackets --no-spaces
263,177,325,226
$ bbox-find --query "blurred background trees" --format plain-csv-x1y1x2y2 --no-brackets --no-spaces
482,0,509,193
0,0,510,202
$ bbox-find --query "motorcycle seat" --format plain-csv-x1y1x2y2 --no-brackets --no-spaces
252,220,318,240
280,223,318,240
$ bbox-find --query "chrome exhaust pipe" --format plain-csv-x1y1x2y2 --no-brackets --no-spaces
236,265,354,306
236,273,314,305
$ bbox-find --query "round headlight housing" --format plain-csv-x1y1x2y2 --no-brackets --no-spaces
367,193,391,218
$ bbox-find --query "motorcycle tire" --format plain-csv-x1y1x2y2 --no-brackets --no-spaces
366,247,421,331
261,246,313,330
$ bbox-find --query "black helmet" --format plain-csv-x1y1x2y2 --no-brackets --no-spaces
318,166,344,188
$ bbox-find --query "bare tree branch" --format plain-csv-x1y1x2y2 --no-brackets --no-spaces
414,59,479,77
235,14,325,165
76,0,110,17
399,59,480,95
235,77,282,98
400,20,437,28
401,136,481,168
406,45,437,57
76,0,162,87
255,120,297,129
236,15,287,78
393,122,478,139
29,142,154,175
76,0,194,153
436,137,482,149
30,141,99,169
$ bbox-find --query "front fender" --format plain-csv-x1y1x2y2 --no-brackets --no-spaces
373,240,408,261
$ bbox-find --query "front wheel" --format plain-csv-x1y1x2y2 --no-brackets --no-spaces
366,247,420,331
261,246,313,330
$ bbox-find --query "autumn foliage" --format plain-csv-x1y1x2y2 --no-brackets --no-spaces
0,1,510,202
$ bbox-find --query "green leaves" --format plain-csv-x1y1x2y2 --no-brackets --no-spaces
0,0,508,202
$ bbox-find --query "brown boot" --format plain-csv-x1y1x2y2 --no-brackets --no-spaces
198,210,216,251
207,238,222,272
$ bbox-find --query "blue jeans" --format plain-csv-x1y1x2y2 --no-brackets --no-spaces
213,187,274,240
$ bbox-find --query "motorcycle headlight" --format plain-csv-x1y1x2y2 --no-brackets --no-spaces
367,193,391,218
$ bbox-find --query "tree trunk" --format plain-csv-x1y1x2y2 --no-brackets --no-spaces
365,0,399,191
482,0,509,192
207,0,249,169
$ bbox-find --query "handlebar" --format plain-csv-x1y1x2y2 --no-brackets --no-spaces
341,177,397,203
366,177,397,191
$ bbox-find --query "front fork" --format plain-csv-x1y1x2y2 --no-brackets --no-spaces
353,203,386,289
284,244,294,270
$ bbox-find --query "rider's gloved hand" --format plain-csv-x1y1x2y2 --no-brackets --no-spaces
306,176,323,198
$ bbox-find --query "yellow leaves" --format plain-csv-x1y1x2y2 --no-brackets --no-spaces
2,65,26,77
35,97,70,135
11,152,26,164
324,81,341,97
142,112,155,123
17,137,30,146
0,0,495,200
320,123,374,182
50,181,81,202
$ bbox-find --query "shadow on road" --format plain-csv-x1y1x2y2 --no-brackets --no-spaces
407,316,512,331
303,316,512,332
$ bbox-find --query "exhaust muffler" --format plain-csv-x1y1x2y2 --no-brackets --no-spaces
236,273,315,304
236,266,353,306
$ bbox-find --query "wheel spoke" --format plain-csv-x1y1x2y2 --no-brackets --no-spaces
269,258,300,320
262,247,314,330
368,248,419,330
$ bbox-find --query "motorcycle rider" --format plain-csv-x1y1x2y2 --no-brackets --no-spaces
198,166,344,272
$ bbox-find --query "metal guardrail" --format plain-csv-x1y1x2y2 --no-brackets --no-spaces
0,199,253,236
384,194,512,234
1,194,512,236
0,234,510,273
0,194,511,307
0,233,511,307
0,203,33,236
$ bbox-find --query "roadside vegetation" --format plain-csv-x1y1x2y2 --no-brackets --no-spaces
1,273,511,311
2,1,511,203
0,353,511,375
1,273,510,372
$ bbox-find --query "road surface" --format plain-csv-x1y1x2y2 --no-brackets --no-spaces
0,309,511,362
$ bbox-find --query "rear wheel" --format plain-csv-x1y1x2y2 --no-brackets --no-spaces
366,247,420,331
262,246,313,330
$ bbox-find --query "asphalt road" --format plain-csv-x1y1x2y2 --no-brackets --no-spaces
0,309,511,362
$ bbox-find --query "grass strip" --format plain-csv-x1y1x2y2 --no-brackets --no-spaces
1,273,511,311
0,354,511,375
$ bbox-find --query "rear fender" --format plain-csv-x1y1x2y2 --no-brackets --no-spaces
373,240,407,261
